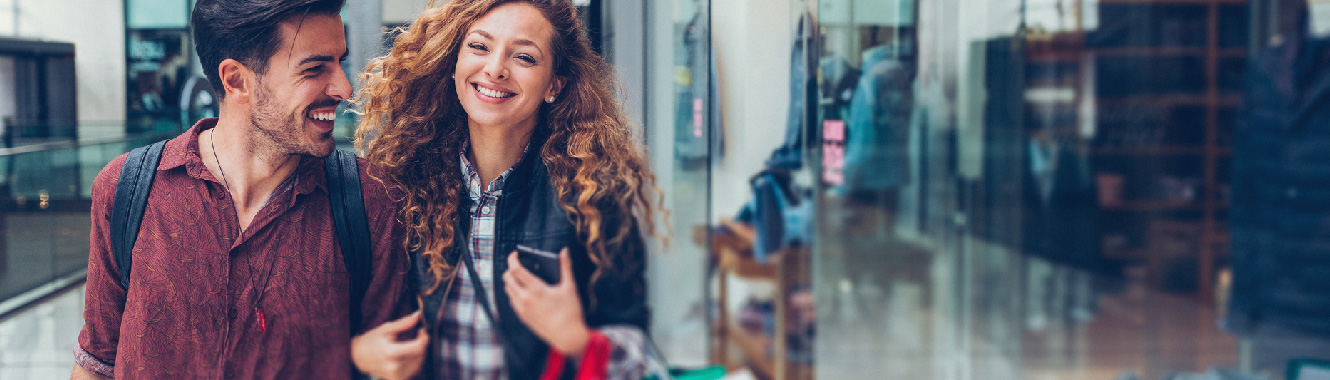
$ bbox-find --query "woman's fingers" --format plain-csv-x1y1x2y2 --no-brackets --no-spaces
390,326,429,354
556,247,573,287
381,310,421,333
409,326,430,350
504,251,539,289
504,270,532,302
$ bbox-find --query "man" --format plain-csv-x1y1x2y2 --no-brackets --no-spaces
70,0,414,378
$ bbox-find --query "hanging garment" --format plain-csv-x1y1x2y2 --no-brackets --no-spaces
1021,139,1102,270
1228,19,1330,338
674,3,724,164
819,55,861,124
843,47,915,192
766,8,817,170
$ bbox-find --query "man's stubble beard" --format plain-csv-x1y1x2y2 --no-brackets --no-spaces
248,82,333,158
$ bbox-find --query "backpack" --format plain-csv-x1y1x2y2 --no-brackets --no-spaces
107,141,374,334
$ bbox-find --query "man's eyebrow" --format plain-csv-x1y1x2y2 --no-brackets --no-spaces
296,51,348,67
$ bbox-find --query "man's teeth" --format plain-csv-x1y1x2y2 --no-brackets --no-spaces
478,86,514,98
309,112,336,121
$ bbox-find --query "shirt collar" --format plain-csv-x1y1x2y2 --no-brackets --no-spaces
161,118,326,196
459,142,530,200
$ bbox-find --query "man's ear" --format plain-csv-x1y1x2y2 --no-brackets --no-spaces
218,58,255,104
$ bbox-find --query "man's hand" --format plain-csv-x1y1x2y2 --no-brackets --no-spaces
70,364,111,380
504,248,591,357
352,311,429,380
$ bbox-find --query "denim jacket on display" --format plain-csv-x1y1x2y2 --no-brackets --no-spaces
843,48,915,191
767,9,817,170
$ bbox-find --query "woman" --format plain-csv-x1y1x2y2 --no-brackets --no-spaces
350,1,663,379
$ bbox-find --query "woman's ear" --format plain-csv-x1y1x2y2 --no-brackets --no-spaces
218,58,255,104
546,76,566,101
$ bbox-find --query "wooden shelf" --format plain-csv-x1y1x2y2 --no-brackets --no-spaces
1091,47,1245,58
1099,0,1244,4
1092,146,1233,156
1028,47,1245,63
1101,201,1229,212
1027,50,1085,63
1098,95,1241,107
705,219,810,380
1021,0,1242,306
1102,201,1205,211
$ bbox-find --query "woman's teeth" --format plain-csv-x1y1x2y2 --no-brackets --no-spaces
477,85,514,98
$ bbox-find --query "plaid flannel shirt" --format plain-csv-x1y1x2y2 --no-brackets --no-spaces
439,148,651,380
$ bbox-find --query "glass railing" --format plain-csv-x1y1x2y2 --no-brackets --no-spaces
0,119,362,317
0,128,180,315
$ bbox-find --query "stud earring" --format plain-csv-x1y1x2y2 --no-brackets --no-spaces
546,96,556,103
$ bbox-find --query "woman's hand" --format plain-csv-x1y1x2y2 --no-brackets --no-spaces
351,311,429,380
504,248,591,357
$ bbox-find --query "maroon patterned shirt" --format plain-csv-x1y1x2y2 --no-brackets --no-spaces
76,119,411,379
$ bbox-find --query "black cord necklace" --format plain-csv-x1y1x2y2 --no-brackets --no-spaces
211,129,278,333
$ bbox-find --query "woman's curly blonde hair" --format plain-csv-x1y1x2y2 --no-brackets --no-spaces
354,0,663,296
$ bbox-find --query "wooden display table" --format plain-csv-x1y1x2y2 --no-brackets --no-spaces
696,219,811,380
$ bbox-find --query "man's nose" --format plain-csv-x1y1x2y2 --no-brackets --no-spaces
328,65,352,100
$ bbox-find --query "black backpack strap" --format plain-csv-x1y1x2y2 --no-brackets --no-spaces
324,150,373,335
109,140,167,290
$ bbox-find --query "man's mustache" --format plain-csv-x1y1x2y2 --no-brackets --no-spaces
308,98,341,111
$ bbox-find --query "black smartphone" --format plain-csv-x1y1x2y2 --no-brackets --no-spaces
515,244,561,284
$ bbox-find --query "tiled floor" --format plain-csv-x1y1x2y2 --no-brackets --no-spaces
0,284,82,379
0,207,1290,380
0,259,1259,380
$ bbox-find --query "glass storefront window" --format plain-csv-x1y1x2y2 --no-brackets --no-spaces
807,0,1326,379
631,0,1330,379
124,0,205,134
643,0,714,368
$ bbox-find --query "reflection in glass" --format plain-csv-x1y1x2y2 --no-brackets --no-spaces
807,0,1327,379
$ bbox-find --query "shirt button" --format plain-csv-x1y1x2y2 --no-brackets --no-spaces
482,205,492,214
228,308,238,320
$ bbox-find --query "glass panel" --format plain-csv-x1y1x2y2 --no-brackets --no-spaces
685,1,817,378
0,133,166,304
812,0,1330,379
126,0,190,29
643,0,713,367
126,28,194,134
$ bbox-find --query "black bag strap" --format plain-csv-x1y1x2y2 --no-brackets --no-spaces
460,244,502,328
324,150,373,335
458,242,527,365
109,140,167,290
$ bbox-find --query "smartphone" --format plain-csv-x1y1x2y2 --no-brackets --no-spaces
515,244,561,284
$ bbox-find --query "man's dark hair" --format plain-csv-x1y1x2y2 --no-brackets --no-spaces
191,0,346,98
